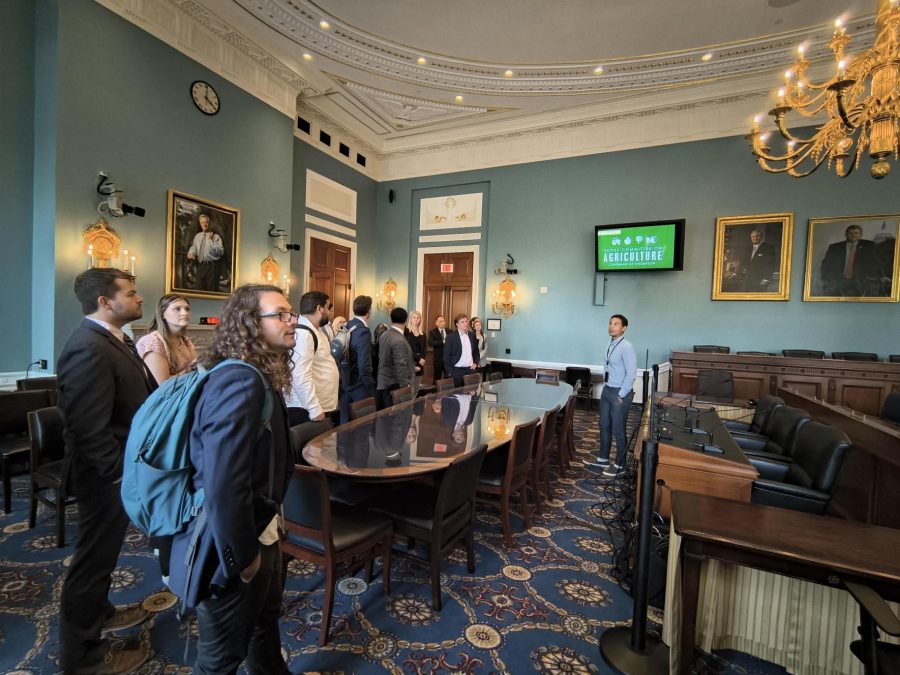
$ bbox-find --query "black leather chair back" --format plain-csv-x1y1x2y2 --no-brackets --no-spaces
489,361,513,379
831,352,878,361
751,395,784,431
782,349,825,359
693,345,730,353
785,421,850,494
509,419,538,473
27,407,65,466
0,390,54,436
882,392,900,425
433,444,487,526
890,355,900,364
283,464,331,552
764,405,811,456
695,370,735,401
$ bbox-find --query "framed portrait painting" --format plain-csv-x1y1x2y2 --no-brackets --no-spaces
712,213,793,300
803,214,899,302
166,190,240,300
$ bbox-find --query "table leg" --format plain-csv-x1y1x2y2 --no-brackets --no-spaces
678,542,703,674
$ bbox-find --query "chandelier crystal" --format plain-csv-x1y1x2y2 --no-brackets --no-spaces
748,0,900,179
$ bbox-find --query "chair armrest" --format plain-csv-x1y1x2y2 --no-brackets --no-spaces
750,457,791,480
724,420,752,433
843,581,900,636
743,448,792,463
732,433,768,452
752,479,828,501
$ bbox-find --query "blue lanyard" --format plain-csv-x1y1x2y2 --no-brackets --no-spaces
606,338,623,366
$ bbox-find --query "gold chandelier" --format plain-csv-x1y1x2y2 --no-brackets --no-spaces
748,0,900,179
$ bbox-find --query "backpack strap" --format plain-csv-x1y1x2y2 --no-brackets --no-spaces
296,324,318,354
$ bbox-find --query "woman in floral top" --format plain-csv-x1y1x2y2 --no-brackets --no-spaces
135,293,198,384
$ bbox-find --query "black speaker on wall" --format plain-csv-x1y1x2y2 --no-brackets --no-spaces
388,189,396,203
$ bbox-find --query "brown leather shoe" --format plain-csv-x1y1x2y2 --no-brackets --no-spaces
93,646,150,674
100,605,151,635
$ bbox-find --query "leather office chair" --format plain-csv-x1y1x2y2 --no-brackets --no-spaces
390,385,413,406
368,444,487,611
782,349,825,359
535,369,560,384
27,407,74,547
528,405,560,515
889,355,900,364
289,420,333,465
554,394,576,477
695,369,735,401
724,394,784,434
881,392,900,425
832,351,879,361
842,579,900,675
693,345,730,354
463,372,482,386
489,372,503,383
750,420,850,515
476,417,538,547
730,405,811,461
736,351,774,356
489,360,513,379
282,464,393,646
564,367,594,409
349,396,377,420
435,378,456,392
1,390,55,514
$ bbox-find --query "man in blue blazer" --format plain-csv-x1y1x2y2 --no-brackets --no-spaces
443,313,480,387
169,284,295,674
58,268,157,674
339,295,376,423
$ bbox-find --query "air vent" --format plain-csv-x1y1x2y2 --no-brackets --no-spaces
356,153,366,167
297,116,311,134
339,142,350,157
319,130,331,146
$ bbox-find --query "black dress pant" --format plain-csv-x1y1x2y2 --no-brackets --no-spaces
194,541,288,675
59,481,129,673
432,348,445,381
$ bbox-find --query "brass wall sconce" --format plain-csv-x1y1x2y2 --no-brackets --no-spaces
260,253,280,285
491,275,517,318
487,406,511,440
82,218,135,273
376,277,398,312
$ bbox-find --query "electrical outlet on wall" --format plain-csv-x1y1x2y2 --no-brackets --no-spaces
505,348,511,354
38,359,48,370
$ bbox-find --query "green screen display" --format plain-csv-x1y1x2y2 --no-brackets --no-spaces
595,221,683,271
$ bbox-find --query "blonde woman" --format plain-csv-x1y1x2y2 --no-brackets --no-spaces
471,316,489,374
136,294,198,384
405,310,427,392
325,315,346,340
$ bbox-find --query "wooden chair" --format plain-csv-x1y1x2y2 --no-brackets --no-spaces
489,372,503,383
368,445,487,610
528,405,560,515
535,369,559,384
391,385,413,406
435,378,456,392
282,464,393,646
1,390,54,514
349,396,377,420
27,407,73,546
554,394,576,477
476,417,538,547
463,372,482,386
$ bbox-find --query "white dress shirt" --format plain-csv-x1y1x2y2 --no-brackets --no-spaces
455,330,474,367
285,316,339,417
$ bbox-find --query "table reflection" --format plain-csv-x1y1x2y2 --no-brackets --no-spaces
302,379,572,479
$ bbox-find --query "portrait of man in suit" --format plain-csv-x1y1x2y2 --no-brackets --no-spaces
741,229,776,291
820,224,876,297
713,214,791,300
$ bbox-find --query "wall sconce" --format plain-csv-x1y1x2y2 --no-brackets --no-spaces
376,277,398,312
487,406,511,440
491,275,517,318
260,253,280,285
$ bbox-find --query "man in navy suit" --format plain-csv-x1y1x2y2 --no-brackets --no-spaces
443,313,480,387
741,229,776,292
339,295,375,423
58,268,157,674
169,284,295,674
821,224,876,296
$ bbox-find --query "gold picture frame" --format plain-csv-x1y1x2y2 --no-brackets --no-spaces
165,190,240,300
803,214,899,302
712,213,793,301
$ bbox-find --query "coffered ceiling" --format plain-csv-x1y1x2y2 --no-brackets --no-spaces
99,0,877,176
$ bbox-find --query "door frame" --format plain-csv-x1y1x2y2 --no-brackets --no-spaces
415,244,480,316
302,229,357,295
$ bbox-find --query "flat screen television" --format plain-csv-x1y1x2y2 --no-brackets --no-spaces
595,219,685,272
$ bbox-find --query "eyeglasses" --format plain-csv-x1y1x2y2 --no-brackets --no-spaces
259,311,298,323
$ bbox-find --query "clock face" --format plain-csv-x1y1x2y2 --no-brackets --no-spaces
190,80,220,115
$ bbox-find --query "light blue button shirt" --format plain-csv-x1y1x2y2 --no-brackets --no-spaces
605,336,637,397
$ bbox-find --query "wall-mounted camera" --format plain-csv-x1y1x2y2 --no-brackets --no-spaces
495,253,518,275
268,222,301,252
97,171,145,217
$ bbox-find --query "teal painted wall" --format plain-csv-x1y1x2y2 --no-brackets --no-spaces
378,136,900,366
291,139,378,311
45,0,295,368
1,2,36,371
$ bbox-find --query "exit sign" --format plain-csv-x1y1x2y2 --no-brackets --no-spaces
440,263,454,273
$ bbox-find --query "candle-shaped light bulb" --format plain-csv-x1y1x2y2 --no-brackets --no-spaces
838,59,846,77
266,271,272,282
777,88,785,103
130,256,136,276
797,45,804,55
784,69,792,80
87,245,94,270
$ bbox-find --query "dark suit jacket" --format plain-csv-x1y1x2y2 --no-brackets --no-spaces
56,319,156,495
742,241,776,291
170,364,292,608
377,327,415,390
343,316,374,394
429,327,446,363
443,329,479,374
440,393,478,429
821,239,875,286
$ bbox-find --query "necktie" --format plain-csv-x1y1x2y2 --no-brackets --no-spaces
123,333,141,359
124,334,155,388
440,329,445,341
844,245,856,279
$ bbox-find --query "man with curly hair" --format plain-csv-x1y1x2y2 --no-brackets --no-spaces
168,284,295,674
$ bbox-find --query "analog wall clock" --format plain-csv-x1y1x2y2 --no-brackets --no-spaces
190,80,220,116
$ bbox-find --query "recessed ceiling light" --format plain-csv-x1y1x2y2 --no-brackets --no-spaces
302,53,313,61
593,66,604,75
319,20,330,30
417,57,427,65
455,95,464,103
504,70,514,77
701,52,713,61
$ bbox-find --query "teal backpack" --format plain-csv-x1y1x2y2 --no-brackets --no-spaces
121,359,273,537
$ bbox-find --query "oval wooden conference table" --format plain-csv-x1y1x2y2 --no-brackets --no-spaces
302,379,573,481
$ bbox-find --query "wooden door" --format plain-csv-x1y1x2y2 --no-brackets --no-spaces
422,252,474,382
308,236,351,319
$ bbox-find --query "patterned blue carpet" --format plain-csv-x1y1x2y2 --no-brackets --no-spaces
0,405,784,673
